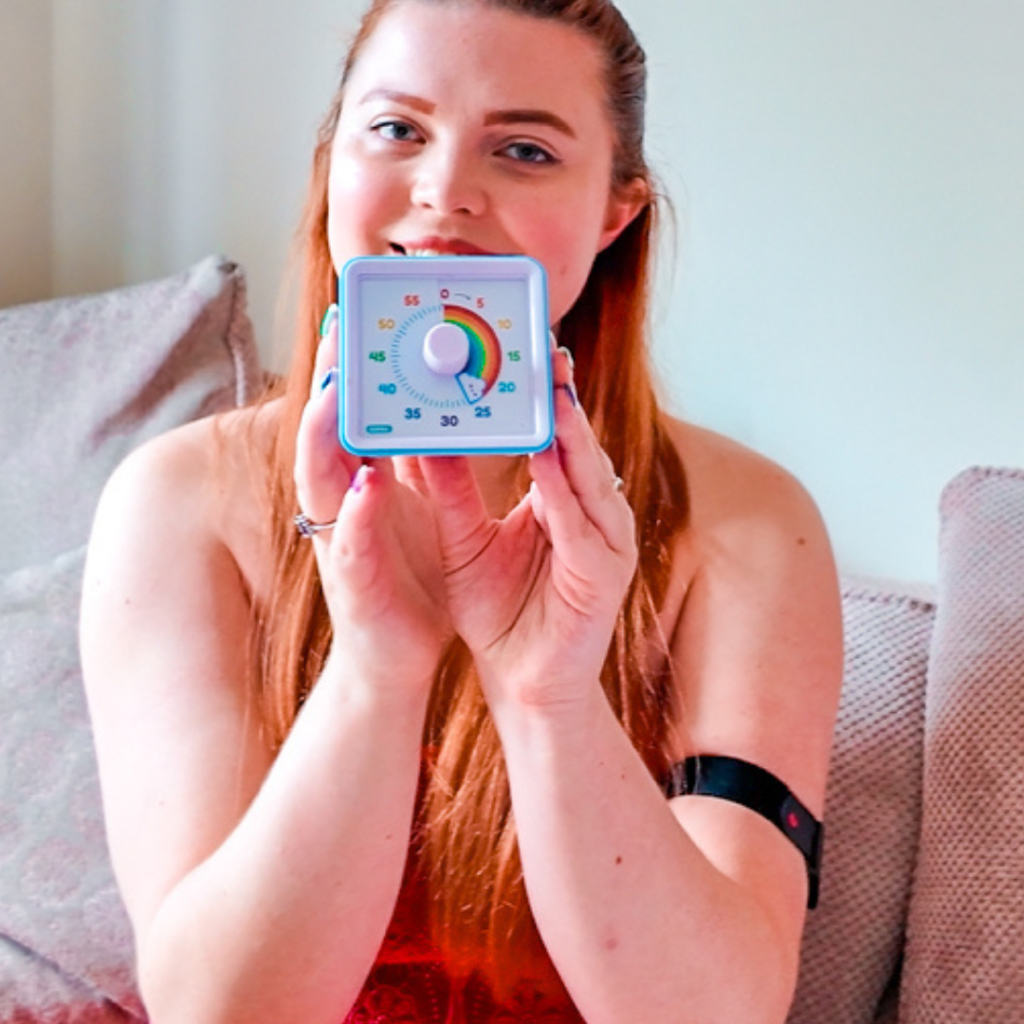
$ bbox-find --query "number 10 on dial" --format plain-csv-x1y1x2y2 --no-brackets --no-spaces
338,255,553,455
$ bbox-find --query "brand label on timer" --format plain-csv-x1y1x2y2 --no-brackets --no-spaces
338,255,553,455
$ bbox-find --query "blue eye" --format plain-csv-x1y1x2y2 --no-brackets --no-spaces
503,141,555,164
372,120,421,143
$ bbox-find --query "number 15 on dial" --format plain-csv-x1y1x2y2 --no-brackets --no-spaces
338,255,554,455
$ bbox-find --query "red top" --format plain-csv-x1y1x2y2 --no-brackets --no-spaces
342,874,584,1024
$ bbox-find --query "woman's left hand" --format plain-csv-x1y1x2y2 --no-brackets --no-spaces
419,350,637,709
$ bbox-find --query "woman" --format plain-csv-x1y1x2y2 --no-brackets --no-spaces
81,1,844,1022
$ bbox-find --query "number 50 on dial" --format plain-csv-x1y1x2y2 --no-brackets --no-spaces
338,255,554,455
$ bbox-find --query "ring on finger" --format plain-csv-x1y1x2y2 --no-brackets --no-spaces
294,512,337,537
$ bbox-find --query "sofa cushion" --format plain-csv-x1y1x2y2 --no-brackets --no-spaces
0,547,144,1021
902,467,1024,1024
788,577,935,1024
0,934,137,1024
0,258,262,1021
0,255,261,574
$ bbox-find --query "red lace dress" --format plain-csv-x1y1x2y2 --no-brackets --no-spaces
342,874,585,1024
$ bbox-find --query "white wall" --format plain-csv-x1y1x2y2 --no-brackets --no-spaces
4,1,1023,583
0,0,52,306
624,1,1024,582
46,0,352,360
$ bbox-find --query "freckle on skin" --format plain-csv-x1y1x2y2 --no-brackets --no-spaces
797,537,807,546
615,855,623,866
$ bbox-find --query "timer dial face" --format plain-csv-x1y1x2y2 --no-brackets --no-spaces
339,256,553,455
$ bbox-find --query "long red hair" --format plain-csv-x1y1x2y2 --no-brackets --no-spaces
257,0,689,991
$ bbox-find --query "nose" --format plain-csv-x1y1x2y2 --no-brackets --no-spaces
410,141,486,217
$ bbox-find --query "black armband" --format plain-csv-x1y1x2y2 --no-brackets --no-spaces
663,755,823,909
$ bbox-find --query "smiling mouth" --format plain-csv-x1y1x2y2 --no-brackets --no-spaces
389,241,494,257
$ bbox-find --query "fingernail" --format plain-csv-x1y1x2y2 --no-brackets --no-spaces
350,464,370,493
557,344,575,371
319,366,338,392
320,303,339,338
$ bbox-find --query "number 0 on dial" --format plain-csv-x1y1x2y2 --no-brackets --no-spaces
338,255,553,455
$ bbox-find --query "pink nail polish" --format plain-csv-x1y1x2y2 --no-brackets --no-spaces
350,464,370,492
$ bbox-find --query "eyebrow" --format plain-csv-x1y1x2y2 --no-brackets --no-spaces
358,89,577,139
358,89,436,114
483,109,577,139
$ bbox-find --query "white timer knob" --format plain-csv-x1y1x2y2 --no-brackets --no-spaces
423,322,470,376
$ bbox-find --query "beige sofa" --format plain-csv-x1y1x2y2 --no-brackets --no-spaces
790,463,1024,1024
0,257,261,1022
1,259,1022,1023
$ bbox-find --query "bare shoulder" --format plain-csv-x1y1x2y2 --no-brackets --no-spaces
661,415,844,809
666,417,831,556
88,402,280,599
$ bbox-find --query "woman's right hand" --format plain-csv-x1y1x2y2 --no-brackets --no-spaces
293,307,452,694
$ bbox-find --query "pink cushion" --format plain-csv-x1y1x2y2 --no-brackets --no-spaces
902,467,1024,1023
0,939,136,1023
0,255,261,573
0,548,145,1021
788,579,934,1024
0,258,260,1021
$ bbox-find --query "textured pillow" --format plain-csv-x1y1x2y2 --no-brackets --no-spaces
0,934,138,1024
787,577,935,1024
0,258,261,1021
0,255,261,573
901,467,1024,1024
0,547,144,1021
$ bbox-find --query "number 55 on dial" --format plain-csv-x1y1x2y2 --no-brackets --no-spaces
338,255,554,456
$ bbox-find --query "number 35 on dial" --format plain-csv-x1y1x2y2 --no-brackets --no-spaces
338,255,553,455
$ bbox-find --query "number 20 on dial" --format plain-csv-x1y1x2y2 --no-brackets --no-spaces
338,255,553,455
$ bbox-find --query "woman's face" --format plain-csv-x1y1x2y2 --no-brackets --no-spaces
327,0,643,323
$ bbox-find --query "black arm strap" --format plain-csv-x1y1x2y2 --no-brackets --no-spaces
663,755,823,909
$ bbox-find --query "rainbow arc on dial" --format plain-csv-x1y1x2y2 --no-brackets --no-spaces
443,303,502,394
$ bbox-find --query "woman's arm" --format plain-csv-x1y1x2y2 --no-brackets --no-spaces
424,357,843,1024
80,406,442,1024
497,442,842,1024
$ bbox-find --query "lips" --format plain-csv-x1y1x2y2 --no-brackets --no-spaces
390,237,495,257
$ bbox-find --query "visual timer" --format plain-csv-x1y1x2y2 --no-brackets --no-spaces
338,255,553,456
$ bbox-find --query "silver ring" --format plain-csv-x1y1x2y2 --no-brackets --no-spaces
294,512,336,537
613,476,624,492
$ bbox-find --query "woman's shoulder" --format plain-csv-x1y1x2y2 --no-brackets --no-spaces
93,400,283,601
662,414,831,558
101,401,278,514
656,415,842,704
